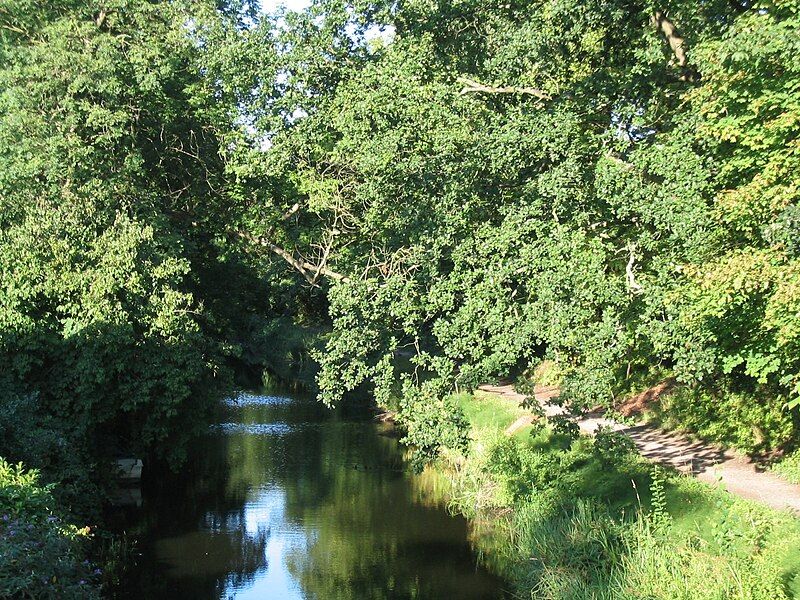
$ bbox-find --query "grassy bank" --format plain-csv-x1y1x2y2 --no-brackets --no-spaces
416,392,800,599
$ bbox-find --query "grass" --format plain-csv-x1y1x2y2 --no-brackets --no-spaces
424,391,800,599
453,391,528,433
773,450,800,485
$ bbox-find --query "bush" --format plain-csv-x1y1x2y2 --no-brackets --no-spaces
771,449,800,484
485,436,562,504
0,459,99,599
593,426,636,466
655,384,794,453
398,384,470,471
0,386,103,515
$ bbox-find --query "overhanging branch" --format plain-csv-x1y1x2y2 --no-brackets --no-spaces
652,11,699,81
237,231,350,285
458,77,551,101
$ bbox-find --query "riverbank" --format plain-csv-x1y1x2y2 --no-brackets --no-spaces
0,459,100,598
479,382,800,512
417,391,800,599
108,389,505,598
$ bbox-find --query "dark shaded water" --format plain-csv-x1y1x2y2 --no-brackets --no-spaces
113,390,505,599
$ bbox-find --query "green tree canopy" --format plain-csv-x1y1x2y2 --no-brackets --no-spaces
234,0,800,450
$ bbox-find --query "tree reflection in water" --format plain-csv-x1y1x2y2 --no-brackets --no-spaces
112,392,504,599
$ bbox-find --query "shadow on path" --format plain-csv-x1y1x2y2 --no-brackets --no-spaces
477,383,800,513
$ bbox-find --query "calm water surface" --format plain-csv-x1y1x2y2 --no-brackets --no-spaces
115,391,505,599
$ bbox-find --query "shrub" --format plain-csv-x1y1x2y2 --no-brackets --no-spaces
485,436,564,504
655,384,794,453
0,459,99,599
398,384,470,470
593,426,636,467
771,449,800,484
0,386,102,516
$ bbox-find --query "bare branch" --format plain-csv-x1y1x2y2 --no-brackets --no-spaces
281,202,300,221
312,231,336,284
262,239,318,286
626,243,644,295
0,23,28,35
237,232,350,285
652,11,698,81
457,77,551,101
652,11,687,67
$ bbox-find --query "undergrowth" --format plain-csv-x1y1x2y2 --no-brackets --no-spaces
426,394,800,600
0,458,100,599
773,450,800,485
650,384,794,454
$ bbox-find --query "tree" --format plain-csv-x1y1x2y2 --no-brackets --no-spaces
0,0,240,473
241,0,799,450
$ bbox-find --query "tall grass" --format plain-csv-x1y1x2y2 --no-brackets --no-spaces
428,402,800,600
611,522,787,600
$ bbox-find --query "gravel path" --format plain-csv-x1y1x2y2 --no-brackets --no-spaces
477,383,800,512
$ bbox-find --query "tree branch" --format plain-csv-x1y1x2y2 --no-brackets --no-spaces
236,200,348,285
458,77,551,100
626,243,644,294
281,202,300,221
652,11,699,81
312,231,335,284
0,23,28,35
237,231,350,285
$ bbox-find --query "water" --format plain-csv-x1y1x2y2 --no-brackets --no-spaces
114,391,505,599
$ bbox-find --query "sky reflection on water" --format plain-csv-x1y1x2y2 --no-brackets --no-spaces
114,392,505,599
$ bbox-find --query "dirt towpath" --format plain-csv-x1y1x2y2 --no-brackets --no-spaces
477,383,800,513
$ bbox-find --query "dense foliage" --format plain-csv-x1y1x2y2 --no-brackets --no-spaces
230,0,800,452
0,1,323,585
0,459,99,598
0,0,310,484
0,1,225,475
2,0,797,480
1,0,800,592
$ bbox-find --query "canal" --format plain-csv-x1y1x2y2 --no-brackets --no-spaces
113,389,505,598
